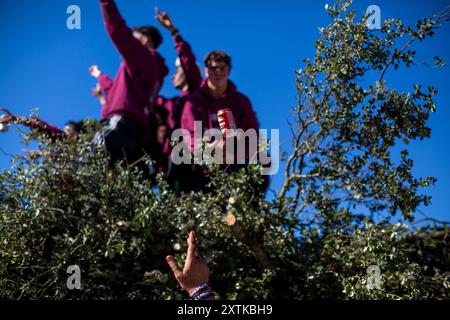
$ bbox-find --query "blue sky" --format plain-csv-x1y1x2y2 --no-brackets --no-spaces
0,0,448,223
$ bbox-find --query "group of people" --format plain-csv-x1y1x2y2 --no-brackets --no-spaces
0,0,271,299
1,0,264,195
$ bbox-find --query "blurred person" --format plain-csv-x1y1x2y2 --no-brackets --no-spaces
0,114,88,167
0,113,84,141
182,50,259,149
152,8,203,192
153,8,202,160
92,0,168,177
181,50,269,193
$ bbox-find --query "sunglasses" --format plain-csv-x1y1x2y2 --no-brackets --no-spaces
207,65,229,72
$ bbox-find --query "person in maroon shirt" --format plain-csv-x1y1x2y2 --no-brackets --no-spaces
90,7,200,186
0,113,87,170
181,51,260,153
153,8,202,152
0,113,83,141
180,50,268,193
93,0,168,177
152,8,203,192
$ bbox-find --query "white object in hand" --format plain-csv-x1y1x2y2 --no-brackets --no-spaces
0,123,8,133
89,65,101,78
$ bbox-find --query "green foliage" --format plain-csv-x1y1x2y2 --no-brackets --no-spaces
0,0,449,300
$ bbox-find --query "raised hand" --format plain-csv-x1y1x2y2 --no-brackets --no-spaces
89,65,102,78
155,7,176,33
166,231,209,293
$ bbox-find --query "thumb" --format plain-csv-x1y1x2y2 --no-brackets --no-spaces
166,255,183,279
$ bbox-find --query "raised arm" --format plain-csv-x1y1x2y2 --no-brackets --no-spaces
0,115,65,140
89,65,114,98
98,73,114,96
99,0,152,76
166,231,215,300
28,118,66,139
155,8,202,93
174,34,202,93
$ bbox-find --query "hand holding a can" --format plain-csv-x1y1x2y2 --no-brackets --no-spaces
217,108,238,138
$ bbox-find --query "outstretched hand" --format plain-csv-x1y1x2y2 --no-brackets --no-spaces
166,231,209,293
155,7,176,33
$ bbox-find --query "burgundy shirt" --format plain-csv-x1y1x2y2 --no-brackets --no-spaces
99,0,168,131
181,80,260,152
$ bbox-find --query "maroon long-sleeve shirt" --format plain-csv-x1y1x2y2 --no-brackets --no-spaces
28,118,66,141
154,33,202,157
181,80,260,152
99,0,168,131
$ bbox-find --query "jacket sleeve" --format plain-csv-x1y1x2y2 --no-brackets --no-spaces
98,73,114,98
153,96,169,126
174,34,202,94
28,118,66,140
99,0,153,77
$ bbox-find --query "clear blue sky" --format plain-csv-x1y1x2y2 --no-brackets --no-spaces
0,0,448,223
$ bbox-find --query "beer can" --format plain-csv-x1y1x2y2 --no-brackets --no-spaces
217,108,237,135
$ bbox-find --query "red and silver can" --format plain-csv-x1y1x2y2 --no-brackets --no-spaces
217,108,237,135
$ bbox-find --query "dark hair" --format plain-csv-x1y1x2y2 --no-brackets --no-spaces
204,50,232,69
134,26,163,49
65,121,85,134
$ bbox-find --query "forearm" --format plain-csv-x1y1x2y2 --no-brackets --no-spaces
29,118,64,135
99,0,142,66
96,95,106,106
174,34,202,92
22,117,66,141
100,0,125,36
98,73,114,98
